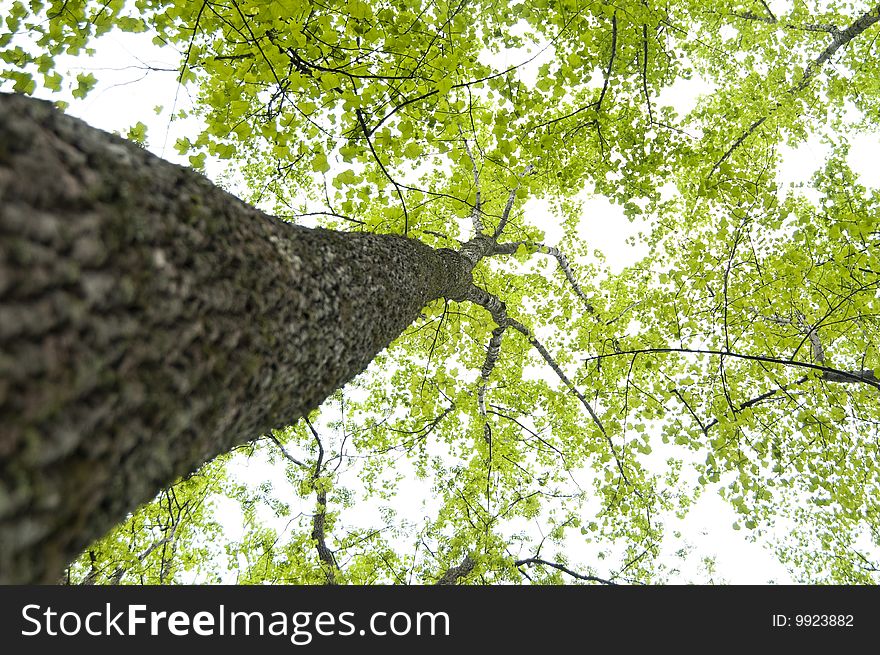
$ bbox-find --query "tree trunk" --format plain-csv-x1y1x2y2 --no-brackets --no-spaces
0,92,473,584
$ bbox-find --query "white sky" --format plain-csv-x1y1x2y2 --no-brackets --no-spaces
13,12,880,584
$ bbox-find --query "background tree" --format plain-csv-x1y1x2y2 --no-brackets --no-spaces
1,0,878,584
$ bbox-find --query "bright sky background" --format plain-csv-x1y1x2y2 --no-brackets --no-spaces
8,9,878,584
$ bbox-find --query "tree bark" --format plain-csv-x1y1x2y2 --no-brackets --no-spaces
0,92,473,584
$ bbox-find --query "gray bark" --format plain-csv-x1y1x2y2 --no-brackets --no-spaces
436,555,475,585
0,92,473,583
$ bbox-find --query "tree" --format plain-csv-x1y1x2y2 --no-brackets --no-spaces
1,0,879,585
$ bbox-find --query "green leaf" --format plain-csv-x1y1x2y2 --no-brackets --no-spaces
72,72,97,99
126,121,148,145
11,71,35,94
436,77,453,94
311,152,330,173
403,142,422,158
174,137,191,155
188,152,206,169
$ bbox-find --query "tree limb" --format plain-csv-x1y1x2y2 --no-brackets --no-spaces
492,241,594,311
492,166,533,240
466,285,632,486
459,126,484,235
597,12,618,111
356,108,409,235
515,557,616,584
708,4,880,178
584,346,880,390
305,418,339,585
436,554,475,584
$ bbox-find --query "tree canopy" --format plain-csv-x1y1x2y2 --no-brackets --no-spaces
2,0,879,584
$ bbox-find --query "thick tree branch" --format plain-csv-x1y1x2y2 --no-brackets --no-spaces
478,324,507,444
797,5,880,91
515,557,616,584
492,166,533,240
436,554,475,584
597,12,618,111
767,311,826,363
708,4,880,178
822,369,877,383
305,418,339,585
466,286,632,485
584,347,880,390
267,433,307,468
492,241,594,311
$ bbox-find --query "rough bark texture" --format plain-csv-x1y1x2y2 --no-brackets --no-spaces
0,93,473,584
436,555,475,585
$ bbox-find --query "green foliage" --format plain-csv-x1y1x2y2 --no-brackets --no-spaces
5,0,880,584
126,120,148,145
